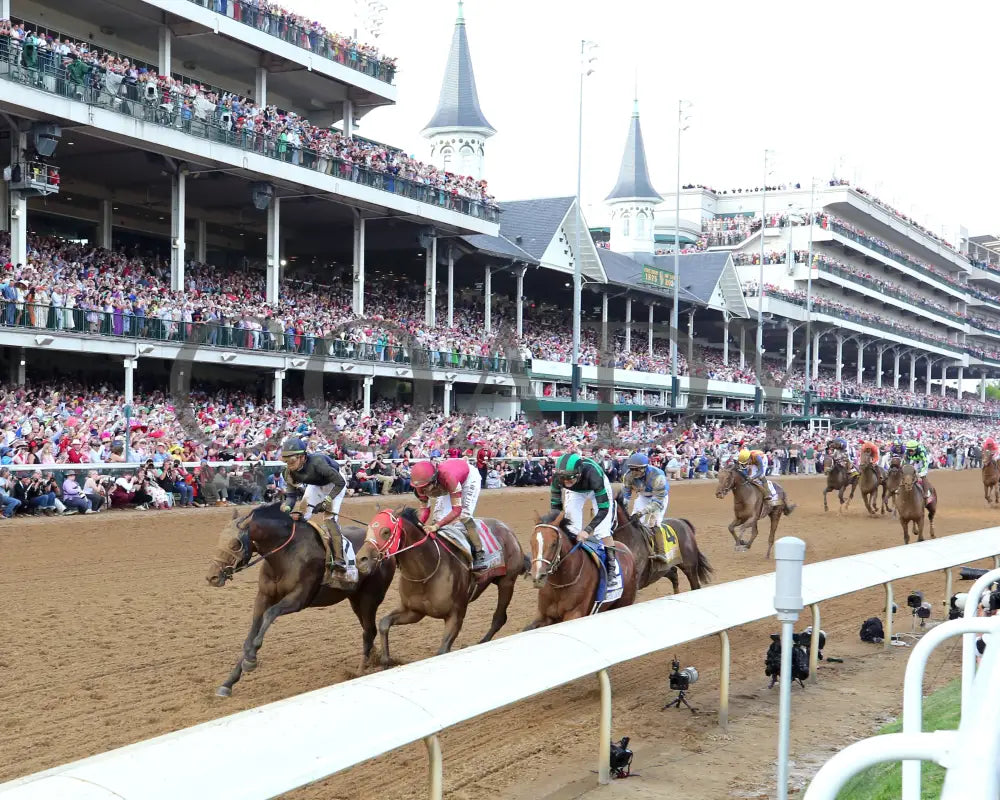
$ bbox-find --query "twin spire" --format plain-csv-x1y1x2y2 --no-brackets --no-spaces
605,96,661,202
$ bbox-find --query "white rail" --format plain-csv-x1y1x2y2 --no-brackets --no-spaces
2,528,998,800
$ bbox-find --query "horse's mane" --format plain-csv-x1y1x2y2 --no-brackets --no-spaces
398,506,422,526
538,508,571,532
249,501,286,520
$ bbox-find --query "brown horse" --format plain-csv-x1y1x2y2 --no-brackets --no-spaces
611,492,712,592
715,467,796,558
355,507,528,665
857,451,885,517
525,510,637,627
983,451,1000,506
206,503,396,697
823,456,858,513
896,464,937,544
884,456,903,515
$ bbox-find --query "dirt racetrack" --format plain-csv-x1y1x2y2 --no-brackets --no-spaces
1,469,996,798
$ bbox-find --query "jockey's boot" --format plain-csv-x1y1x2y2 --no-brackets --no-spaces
602,538,619,583
462,516,486,570
647,521,669,562
323,517,348,572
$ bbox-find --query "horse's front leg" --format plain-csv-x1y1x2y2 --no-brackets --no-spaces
743,518,761,552
480,576,515,643
245,583,315,663
217,590,272,697
822,486,831,512
438,604,469,655
378,606,425,667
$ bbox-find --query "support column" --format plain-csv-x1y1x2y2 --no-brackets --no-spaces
123,358,136,406
0,179,8,233
739,325,746,370
254,66,268,105
170,170,186,291
624,297,632,353
343,99,355,139
910,354,917,394
601,292,609,353
363,375,373,414
443,382,453,417
894,350,902,388
98,200,113,250
648,304,654,357
424,237,437,327
448,246,456,328
352,213,365,315
0,2,9,28
835,335,844,384
273,369,285,412
9,130,27,268
722,313,730,366
195,218,207,263
982,376,988,402
941,364,948,397
856,339,865,386
812,332,821,380
925,357,932,396
265,196,281,303
158,26,172,76
16,347,25,385
484,266,492,334
516,266,525,337
876,345,886,388
687,309,695,366
957,366,964,399
785,323,794,370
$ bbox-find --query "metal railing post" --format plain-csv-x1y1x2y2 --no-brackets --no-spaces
598,669,611,785
884,582,894,649
943,567,952,614
718,630,731,729
808,603,821,682
961,566,1000,716
424,734,443,800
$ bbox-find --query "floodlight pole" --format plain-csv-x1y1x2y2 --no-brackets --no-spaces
774,536,806,800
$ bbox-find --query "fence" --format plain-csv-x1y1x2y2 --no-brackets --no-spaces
1,527,998,799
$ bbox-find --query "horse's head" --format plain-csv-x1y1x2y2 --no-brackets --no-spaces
356,507,426,575
715,467,736,499
530,510,567,588
206,508,254,587
901,463,916,489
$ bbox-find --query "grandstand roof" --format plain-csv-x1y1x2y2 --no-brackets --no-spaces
459,232,539,263
605,100,662,203
422,0,496,136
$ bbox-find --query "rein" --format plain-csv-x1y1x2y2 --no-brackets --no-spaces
215,511,298,581
532,524,585,588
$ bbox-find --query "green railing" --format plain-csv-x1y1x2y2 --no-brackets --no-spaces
0,44,498,223
803,391,999,419
184,0,397,84
2,301,523,374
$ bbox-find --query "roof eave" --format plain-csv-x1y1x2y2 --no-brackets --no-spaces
605,192,665,204
421,123,497,138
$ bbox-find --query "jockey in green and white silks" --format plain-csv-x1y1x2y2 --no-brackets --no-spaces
904,439,934,502
550,453,617,581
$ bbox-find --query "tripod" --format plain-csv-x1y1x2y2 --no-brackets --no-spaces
662,690,696,713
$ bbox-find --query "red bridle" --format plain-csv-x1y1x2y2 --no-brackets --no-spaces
365,509,432,558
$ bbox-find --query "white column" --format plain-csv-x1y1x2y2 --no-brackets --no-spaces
624,297,632,352
910,354,917,394
484,266,492,334
265,196,281,303
447,246,455,328
124,358,136,406
876,345,885,388
363,375,373,414
170,170,186,291
687,309,695,366
254,66,268,106
941,364,948,397
601,292,609,352
812,331,821,380
157,26,172,76
648,303,654,356
273,369,285,411
925,358,932,396
16,347,25,385
894,350,902,388
739,325,746,370
195,218,207,263
9,130,26,268
835,335,844,384
516,266,525,337
98,200,113,249
982,376,988,402
722,314,730,366
957,366,964,399
352,214,365,315
856,339,865,386
443,382,453,417
0,1,9,24
343,99,355,138
425,237,437,327
786,324,794,370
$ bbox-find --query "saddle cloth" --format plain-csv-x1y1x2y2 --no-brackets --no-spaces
764,480,782,506
437,518,505,572
649,523,682,568
309,518,360,590
578,539,624,611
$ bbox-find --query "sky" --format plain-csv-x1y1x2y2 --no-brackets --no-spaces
286,0,999,239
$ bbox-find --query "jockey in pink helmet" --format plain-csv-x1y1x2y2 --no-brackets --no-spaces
410,458,485,569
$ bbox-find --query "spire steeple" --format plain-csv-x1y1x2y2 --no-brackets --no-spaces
606,97,661,261
606,98,661,202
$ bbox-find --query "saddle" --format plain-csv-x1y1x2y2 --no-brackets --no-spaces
309,516,358,590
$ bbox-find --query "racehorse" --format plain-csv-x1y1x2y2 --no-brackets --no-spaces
206,503,396,697
524,510,637,627
896,464,937,544
983,451,1000,506
823,457,858,513
884,455,903,516
857,450,886,517
611,491,712,592
715,467,796,558
355,507,528,665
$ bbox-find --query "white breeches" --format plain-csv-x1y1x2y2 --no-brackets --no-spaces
633,493,667,525
302,482,345,521
431,468,482,524
563,475,614,540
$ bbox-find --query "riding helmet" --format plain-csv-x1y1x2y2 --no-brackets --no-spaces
738,449,752,464
627,453,649,471
281,437,308,458
410,460,438,489
555,453,584,483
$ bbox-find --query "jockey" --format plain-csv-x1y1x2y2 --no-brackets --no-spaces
904,440,933,502
623,453,670,561
984,437,998,463
279,437,348,572
827,436,859,477
859,441,882,476
550,452,617,581
737,448,775,512
410,458,485,570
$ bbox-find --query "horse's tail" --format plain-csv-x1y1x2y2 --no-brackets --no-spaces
783,502,797,516
680,519,713,585
522,553,531,576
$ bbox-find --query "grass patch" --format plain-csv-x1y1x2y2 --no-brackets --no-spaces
830,679,960,799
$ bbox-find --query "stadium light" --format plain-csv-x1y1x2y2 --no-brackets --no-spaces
672,99,693,402
757,148,775,377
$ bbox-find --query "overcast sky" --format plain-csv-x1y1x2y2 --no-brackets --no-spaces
287,0,997,239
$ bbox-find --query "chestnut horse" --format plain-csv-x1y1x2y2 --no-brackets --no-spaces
896,464,937,544
355,507,528,665
206,503,396,697
525,510,637,627
715,467,795,558
884,455,903,516
857,450,886,517
611,492,712,592
983,451,1000,506
823,458,858,513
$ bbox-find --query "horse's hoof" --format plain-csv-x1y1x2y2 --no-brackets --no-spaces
216,686,232,698
734,543,749,553
242,658,258,672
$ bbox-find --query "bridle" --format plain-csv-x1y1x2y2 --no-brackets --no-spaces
363,509,451,583
212,509,298,585
715,468,737,498
531,523,584,588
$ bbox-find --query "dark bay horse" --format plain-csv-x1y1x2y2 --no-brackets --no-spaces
206,503,396,697
884,455,903,515
525,510,637,627
897,464,937,544
857,450,885,517
823,458,858,513
983,451,1000,506
715,467,795,558
611,493,712,592
355,507,528,665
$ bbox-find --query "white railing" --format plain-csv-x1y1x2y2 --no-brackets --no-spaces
2,528,999,800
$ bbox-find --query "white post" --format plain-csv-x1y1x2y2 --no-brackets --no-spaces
722,313,730,366
362,376,373,414
856,339,865,386
876,345,885,389
425,237,437,327
484,266,492,334
352,214,365,315
273,370,285,411
448,246,456,329
443,382,453,417
835,335,844,384
786,323,794,370
925,358,932,396
648,303,654,356
0,1,9,26
812,331,821,380
98,200,113,249
739,325,746,370
940,364,948,397
982,375,988,402
598,669,612,785
343,99,355,139
195,218,207,263
9,131,26,268
123,358,136,406
718,630,731,729
687,309,695,367
957,366,964,398
774,537,806,800
254,66,268,105
157,26,172,76
910,354,917,394
894,350,902,388
266,197,281,303
15,348,25,385
601,292,609,352
624,297,632,352
170,170,186,291
425,734,443,800
516,266,525,337
808,603,821,683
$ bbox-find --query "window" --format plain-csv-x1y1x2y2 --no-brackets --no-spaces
441,146,453,169
621,213,630,237
636,211,647,237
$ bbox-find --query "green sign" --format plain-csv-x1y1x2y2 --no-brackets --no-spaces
640,265,675,289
